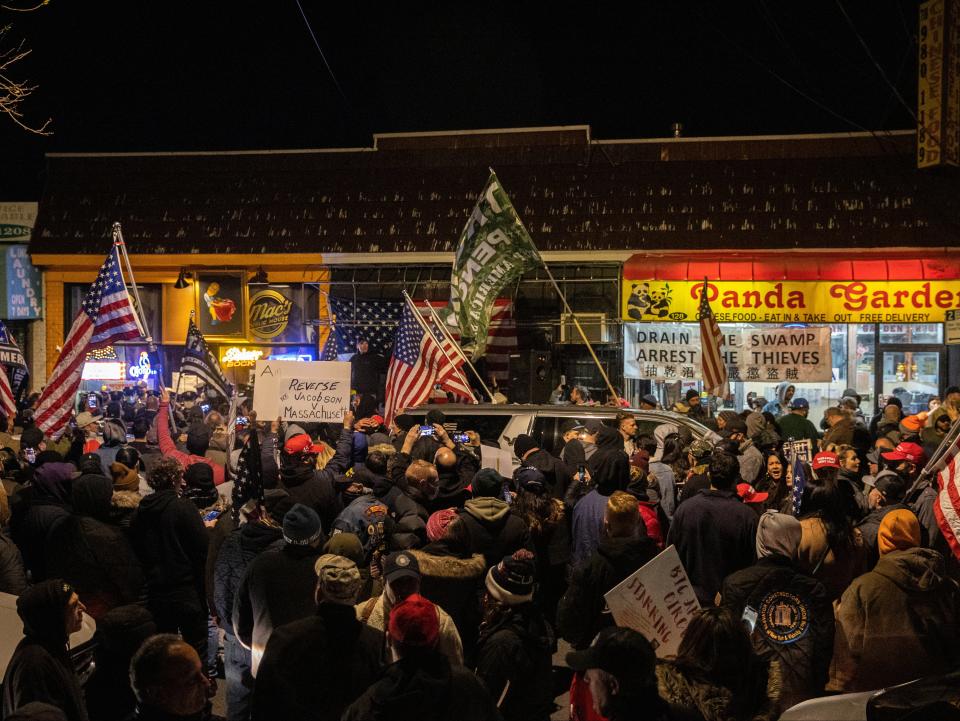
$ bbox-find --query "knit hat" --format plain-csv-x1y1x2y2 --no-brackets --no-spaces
878,509,921,555
283,503,323,546
384,551,420,583
472,468,506,498
94,604,157,661
685,389,700,402
426,508,458,542
756,510,803,561
512,434,537,460
110,461,140,492
394,414,417,432
17,579,75,646
485,549,536,605
322,532,364,566
900,414,926,434
314,554,362,605
185,424,211,456
77,453,103,476
514,466,546,494
182,463,218,509
388,593,439,649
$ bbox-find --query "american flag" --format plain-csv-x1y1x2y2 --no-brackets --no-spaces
698,281,727,396
0,367,15,422
791,455,807,516
180,317,231,399
35,246,142,437
383,300,475,425
931,422,960,561
231,428,262,522
0,320,27,415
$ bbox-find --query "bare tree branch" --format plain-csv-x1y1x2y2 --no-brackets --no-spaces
0,23,51,135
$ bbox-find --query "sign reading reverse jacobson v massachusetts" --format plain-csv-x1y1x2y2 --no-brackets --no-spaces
624,323,833,383
445,172,541,358
253,360,350,422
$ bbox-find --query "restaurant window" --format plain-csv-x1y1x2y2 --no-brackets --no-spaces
66,283,162,343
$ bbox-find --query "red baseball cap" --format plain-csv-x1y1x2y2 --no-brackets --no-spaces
812,451,840,470
283,434,326,456
881,442,926,465
737,483,769,504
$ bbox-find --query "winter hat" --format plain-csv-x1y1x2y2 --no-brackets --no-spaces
110,461,140,492
485,549,536,605
94,604,157,662
425,409,446,426
512,433,537,460
368,432,392,448
314,554,362,605
878,509,921,556
388,593,439,649
17,579,74,646
283,503,323,546
182,463,217,509
426,508,458,542
756,510,803,561
900,414,926,434
472,468,506,498
78,453,104,476
685,439,712,461
685,389,700,402
394,414,417,432
322,532,364,567
514,466,546,494
185,424,211,456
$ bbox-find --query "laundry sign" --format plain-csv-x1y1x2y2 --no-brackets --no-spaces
624,323,832,383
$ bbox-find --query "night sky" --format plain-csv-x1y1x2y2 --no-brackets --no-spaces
0,1,920,199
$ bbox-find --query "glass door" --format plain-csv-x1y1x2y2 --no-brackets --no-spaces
879,350,941,415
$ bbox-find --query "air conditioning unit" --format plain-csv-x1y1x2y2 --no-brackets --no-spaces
559,313,610,344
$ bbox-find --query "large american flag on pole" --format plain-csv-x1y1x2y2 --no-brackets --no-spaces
383,299,475,425
931,422,960,561
35,246,142,437
698,280,727,396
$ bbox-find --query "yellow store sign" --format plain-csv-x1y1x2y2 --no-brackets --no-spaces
622,280,960,324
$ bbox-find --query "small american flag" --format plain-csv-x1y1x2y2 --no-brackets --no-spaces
35,245,142,437
791,455,807,516
931,422,960,561
698,281,727,396
383,300,474,425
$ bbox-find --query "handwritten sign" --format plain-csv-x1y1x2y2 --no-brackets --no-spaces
253,360,350,422
604,545,701,657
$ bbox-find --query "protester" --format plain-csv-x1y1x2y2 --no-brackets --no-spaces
157,389,224,486
2,581,88,721
856,469,910,566
776,398,819,444
128,634,219,721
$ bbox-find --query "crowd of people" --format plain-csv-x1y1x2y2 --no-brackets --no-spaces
0,378,958,721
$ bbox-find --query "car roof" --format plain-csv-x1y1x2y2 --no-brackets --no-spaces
407,403,711,432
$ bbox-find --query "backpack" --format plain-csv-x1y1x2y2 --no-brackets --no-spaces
331,493,390,561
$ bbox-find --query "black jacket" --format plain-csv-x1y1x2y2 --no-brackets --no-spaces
434,497,531,567
277,429,352,532
232,543,320,677
213,522,283,633
0,530,26,595
251,602,383,721
350,351,385,395
475,605,556,721
130,488,208,604
558,534,659,649
721,554,834,709
856,503,910,568
342,651,501,721
666,489,758,607
522,449,573,501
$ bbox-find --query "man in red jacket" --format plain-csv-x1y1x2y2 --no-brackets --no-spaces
157,388,224,486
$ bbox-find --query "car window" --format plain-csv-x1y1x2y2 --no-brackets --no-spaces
418,413,512,445
531,416,558,455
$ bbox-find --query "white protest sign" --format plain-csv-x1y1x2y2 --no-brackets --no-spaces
253,360,351,422
623,323,832,383
603,545,700,658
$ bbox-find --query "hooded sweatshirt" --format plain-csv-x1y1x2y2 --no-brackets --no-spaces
648,423,679,519
829,547,960,692
762,382,795,417
1,580,88,721
438,496,531,567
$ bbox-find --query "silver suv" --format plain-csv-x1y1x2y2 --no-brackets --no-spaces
405,403,711,472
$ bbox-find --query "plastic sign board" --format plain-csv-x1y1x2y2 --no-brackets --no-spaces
604,545,701,658
253,360,350,422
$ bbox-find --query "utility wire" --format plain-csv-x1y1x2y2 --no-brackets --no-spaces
294,0,351,108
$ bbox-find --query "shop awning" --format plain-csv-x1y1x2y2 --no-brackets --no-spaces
623,253,960,282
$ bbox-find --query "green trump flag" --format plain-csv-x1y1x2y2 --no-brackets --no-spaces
446,171,541,358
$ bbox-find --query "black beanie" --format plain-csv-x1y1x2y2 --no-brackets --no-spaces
472,468,506,498
182,463,217,508
513,434,537,460
186,424,211,456
17,579,73,646
394,414,417,432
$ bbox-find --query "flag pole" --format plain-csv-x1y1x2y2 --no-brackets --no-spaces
401,291,478,404
540,262,620,405
417,294,496,403
910,414,960,497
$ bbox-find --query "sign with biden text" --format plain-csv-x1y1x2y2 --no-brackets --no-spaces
604,545,701,658
624,323,832,383
253,360,350,422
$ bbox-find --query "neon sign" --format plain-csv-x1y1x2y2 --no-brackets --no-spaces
222,347,264,367
128,351,156,379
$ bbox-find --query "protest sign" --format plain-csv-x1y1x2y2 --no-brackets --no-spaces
253,360,351,422
604,545,700,658
623,323,832,383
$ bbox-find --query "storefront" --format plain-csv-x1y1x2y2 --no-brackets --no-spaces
621,253,960,418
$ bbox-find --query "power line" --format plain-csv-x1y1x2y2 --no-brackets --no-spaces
293,0,350,107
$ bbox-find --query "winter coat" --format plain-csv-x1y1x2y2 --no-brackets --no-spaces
797,516,865,602
558,534,659,649
157,400,225,485
129,487,208,608
0,530,26,595
10,462,74,581
822,418,870,459
232,543,320,677
434,497,531,567
431,448,479,511
251,602,383,721
648,461,677,520
560,438,596,469
475,605,556,721
408,548,486,656
368,474,428,550
667,489,758,606
907,481,940,547
775,412,820,445
109,489,142,528
721,555,834,709
277,428,352,532
570,488,611,569
341,651,501,721
356,591,464,666
522,448,574,501
837,469,868,522
656,658,781,721
738,441,764,485
829,547,960,692
1,584,89,721
350,350,385,395
213,521,283,635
